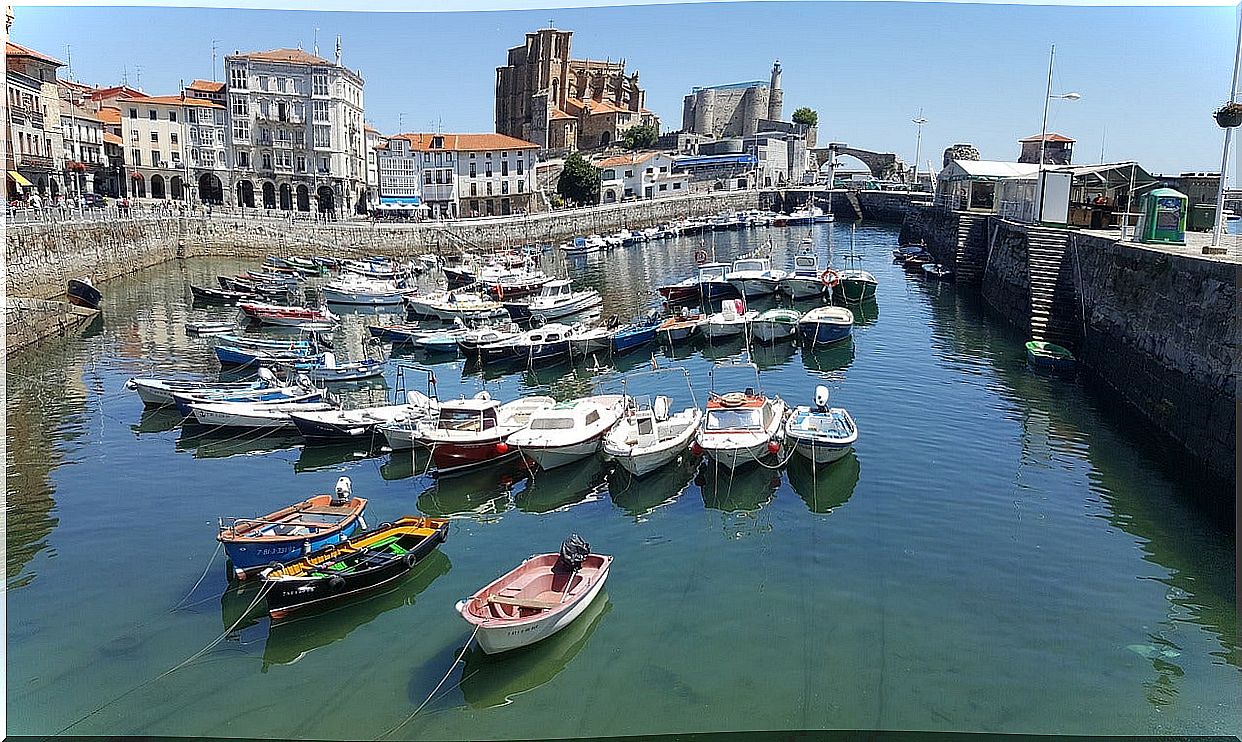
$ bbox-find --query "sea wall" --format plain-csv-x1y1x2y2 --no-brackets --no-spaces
899,205,961,266
979,219,1031,328
3,298,99,357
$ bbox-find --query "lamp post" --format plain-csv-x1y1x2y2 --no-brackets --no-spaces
1211,3,1242,250
1038,45,1081,167
911,112,927,190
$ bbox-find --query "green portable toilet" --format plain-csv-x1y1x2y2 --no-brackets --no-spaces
1138,188,1187,245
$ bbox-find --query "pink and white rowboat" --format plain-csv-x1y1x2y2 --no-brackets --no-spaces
457,551,612,654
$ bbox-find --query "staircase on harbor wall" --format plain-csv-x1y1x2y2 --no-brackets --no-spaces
953,213,987,282
1025,225,1081,348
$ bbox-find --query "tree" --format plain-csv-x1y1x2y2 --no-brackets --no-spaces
622,123,659,150
556,152,601,206
792,107,818,127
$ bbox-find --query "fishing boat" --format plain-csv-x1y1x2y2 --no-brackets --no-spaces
725,256,786,298
777,253,830,300
126,367,284,408
394,392,556,474
799,306,854,347
503,280,602,323
750,308,801,343
478,323,573,367
239,302,337,328
610,311,662,354
457,535,611,654
507,395,628,471
282,352,387,383
702,299,757,340
368,322,434,345
656,276,700,304
406,291,509,323
262,515,449,619
185,320,235,336
321,275,416,305
214,344,319,368
693,361,787,470
898,250,934,270
190,399,336,429
190,284,251,304
171,376,321,415
457,323,523,355
835,269,878,303
784,386,858,465
603,392,702,478
341,258,415,281
657,308,704,344
922,263,954,281
290,397,437,442
412,321,471,354
697,261,739,301
218,478,367,580
1025,341,1077,373
481,269,551,300
67,278,103,310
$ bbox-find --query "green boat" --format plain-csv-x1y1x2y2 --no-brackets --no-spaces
834,269,878,303
1025,341,1077,372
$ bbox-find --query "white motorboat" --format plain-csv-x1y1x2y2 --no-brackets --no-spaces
702,299,757,340
603,395,702,477
190,399,336,429
799,306,854,347
503,279,603,322
126,367,285,408
778,253,830,300
784,385,858,465
456,323,522,354
289,390,439,442
567,323,613,356
406,291,509,322
321,275,416,305
725,256,787,298
694,361,787,470
750,308,801,343
507,394,629,471
282,351,387,382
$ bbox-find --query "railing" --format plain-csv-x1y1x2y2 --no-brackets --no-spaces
998,200,1034,224
933,192,964,210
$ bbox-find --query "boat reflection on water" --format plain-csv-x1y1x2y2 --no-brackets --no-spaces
294,440,387,473
850,299,879,327
415,458,525,518
694,458,781,514
261,550,451,670
175,426,303,460
786,451,860,514
698,334,748,362
513,456,606,514
801,338,855,373
607,453,698,518
380,447,432,481
750,339,797,371
132,408,185,435
458,591,612,709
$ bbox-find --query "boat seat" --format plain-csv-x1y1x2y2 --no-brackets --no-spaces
486,595,561,610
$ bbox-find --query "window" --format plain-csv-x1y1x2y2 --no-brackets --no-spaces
625,170,633,177
313,73,329,96
501,161,508,176
313,125,330,148
486,182,493,196
150,132,159,143
229,66,247,90
424,171,432,185
296,155,306,172
469,163,476,177
150,150,159,166
517,161,524,175
233,119,249,141
319,157,329,172
517,180,524,193
131,148,141,165
171,151,180,163
259,75,269,91
262,153,272,170
170,132,178,144
470,183,477,196
501,181,509,195
131,130,139,142
673,182,682,190
231,96,248,117
169,111,177,122
238,151,249,167
149,110,157,120
313,101,329,122
129,108,137,119
659,183,668,191
485,164,492,177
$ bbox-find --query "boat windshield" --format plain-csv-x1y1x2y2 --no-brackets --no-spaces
530,415,575,430
733,260,766,272
706,408,762,431
438,409,483,432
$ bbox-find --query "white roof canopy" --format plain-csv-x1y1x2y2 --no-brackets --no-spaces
939,160,1041,182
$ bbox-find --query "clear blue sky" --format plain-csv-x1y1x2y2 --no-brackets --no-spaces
12,2,1235,173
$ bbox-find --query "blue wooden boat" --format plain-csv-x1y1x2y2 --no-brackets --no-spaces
697,262,740,301
610,312,661,354
798,306,854,347
214,344,319,368
218,477,368,580
173,384,323,416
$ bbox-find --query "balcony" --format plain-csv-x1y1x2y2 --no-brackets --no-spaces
17,153,53,169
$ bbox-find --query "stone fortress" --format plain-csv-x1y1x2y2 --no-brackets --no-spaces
680,61,785,138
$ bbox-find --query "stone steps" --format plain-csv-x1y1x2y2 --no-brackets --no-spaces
1022,225,1080,346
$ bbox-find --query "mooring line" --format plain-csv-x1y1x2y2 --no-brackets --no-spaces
169,540,224,612
376,625,480,741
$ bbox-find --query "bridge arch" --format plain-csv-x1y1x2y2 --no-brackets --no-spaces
811,143,905,181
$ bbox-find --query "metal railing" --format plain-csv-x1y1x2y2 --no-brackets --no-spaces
998,200,1034,223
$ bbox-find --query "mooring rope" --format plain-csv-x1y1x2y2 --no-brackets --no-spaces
376,624,481,741
169,540,224,612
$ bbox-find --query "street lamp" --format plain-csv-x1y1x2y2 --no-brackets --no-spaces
1211,3,1242,251
1038,45,1081,167
911,112,927,190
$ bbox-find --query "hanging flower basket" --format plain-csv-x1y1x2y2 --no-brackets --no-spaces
130,170,142,180
1214,102,1242,128
67,161,87,173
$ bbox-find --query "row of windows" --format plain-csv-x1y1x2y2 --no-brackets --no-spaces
129,148,180,167
132,130,179,144
129,108,178,122
18,132,53,156
466,180,524,196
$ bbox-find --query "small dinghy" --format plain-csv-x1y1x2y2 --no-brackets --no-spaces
507,394,629,471
799,306,854,347
835,269,878,303
283,352,386,383
219,477,367,580
172,374,321,415
190,399,336,429
922,263,954,281
185,320,235,336
214,344,319,368
702,299,757,340
1025,341,1077,373
190,284,251,305
657,308,704,344
262,515,449,619
127,367,283,408
604,395,702,478
750,308,801,344
784,385,858,466
67,278,103,310
457,535,611,654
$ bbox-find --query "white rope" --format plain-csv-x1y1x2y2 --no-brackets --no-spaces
377,624,481,740
169,540,224,612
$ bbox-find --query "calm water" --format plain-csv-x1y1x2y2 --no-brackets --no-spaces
6,222,1238,738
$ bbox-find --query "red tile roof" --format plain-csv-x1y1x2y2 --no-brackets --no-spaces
231,48,333,66
1020,133,1075,143
88,85,146,102
186,79,225,93
564,97,631,116
128,94,223,108
550,108,575,121
103,132,123,146
596,151,661,168
392,132,539,152
5,41,64,66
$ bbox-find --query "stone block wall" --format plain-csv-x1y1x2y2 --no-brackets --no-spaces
979,219,1030,328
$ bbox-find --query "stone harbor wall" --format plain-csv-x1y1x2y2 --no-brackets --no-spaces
4,298,99,357
979,219,1031,327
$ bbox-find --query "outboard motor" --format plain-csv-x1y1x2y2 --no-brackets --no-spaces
473,390,492,401
257,367,278,387
331,476,353,505
296,373,315,392
322,351,337,369
555,534,590,573
814,385,830,412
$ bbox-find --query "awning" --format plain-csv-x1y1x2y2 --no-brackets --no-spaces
380,196,421,206
8,171,33,187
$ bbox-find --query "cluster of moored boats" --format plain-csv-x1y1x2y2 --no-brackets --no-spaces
558,207,832,254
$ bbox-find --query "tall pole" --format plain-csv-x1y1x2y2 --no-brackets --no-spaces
912,110,926,190
1039,44,1055,168
1211,4,1242,249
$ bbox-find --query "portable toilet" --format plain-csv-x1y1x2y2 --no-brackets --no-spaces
1137,188,1187,245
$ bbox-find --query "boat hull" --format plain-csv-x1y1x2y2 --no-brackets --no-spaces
611,327,657,354
473,565,610,654
222,506,366,580
699,281,740,301
799,322,852,347
728,277,780,298
778,277,827,299
702,320,748,339
67,279,103,310
518,436,605,471
322,288,406,305
787,435,852,465
432,438,519,475
699,438,775,470
750,321,797,343
834,280,877,303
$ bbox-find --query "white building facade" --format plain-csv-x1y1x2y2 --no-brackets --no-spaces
380,133,539,219
224,46,366,215
596,151,688,202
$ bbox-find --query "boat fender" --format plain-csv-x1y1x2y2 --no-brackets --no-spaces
124,378,136,390
820,269,841,288
378,522,393,530
814,385,830,412
653,395,671,422
767,441,781,454
328,575,346,592
322,351,337,369
332,476,352,505
403,553,418,568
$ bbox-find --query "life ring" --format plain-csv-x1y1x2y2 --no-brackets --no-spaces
694,250,709,264
719,392,747,407
819,269,841,288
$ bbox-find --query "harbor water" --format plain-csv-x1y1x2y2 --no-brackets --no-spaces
5,221,1238,738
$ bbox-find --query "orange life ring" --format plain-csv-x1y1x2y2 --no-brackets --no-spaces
820,269,841,287
694,250,709,264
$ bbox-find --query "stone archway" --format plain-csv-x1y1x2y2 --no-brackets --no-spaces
132,174,146,197
811,143,904,180
296,184,310,212
279,183,292,211
198,173,223,204
599,131,611,148
316,185,334,214
150,174,166,199
603,189,618,203
237,179,255,208
262,181,276,209
170,175,183,200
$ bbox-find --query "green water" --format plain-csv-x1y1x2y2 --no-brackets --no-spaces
5,222,1237,738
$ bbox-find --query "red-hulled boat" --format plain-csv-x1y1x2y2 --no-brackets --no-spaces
657,277,700,305
239,302,335,326
415,392,556,476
